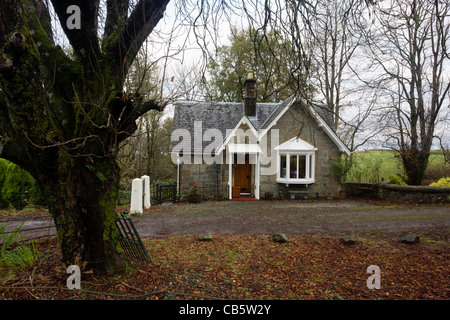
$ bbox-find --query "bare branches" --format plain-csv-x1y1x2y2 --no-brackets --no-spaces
307,0,366,130
177,0,315,100
362,0,450,184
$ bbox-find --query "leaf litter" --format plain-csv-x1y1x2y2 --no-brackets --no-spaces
0,232,448,300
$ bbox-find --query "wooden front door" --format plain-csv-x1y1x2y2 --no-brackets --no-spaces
234,155,251,193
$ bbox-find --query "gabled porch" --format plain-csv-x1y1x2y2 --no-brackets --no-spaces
227,143,262,200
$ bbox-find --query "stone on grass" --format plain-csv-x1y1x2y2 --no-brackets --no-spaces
339,236,356,246
401,234,420,244
272,233,288,243
198,233,213,242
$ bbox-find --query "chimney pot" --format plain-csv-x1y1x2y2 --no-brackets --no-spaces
244,69,256,117
247,69,254,80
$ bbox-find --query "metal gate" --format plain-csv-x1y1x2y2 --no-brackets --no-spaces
155,183,176,205
115,211,150,263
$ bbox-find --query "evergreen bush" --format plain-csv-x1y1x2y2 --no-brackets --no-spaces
1,161,34,210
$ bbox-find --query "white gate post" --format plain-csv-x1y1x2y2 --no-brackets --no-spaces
141,175,151,209
130,178,143,215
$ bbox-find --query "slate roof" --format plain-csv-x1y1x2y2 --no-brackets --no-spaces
259,95,295,130
311,102,335,131
170,95,337,153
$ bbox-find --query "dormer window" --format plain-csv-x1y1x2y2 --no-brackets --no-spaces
275,137,317,185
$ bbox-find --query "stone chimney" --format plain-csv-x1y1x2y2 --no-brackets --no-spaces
244,69,256,117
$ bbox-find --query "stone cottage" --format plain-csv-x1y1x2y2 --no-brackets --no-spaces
170,70,351,200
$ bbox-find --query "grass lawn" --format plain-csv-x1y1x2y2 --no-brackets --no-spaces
1,232,448,300
346,150,450,184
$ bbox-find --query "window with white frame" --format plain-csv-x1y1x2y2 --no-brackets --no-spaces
275,137,317,185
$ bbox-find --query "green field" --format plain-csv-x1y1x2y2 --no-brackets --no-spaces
345,150,450,185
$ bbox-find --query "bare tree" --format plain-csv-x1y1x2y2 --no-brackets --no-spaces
364,0,450,185
307,0,368,130
178,0,316,100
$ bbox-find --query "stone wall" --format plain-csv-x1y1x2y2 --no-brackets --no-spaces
343,182,450,204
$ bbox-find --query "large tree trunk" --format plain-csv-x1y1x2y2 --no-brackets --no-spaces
401,149,429,186
36,158,124,274
0,0,166,274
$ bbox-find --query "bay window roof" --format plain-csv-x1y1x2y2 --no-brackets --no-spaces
274,137,318,152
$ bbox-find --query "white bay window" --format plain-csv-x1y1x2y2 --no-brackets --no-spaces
275,137,317,185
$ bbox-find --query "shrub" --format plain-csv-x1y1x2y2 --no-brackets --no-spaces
388,175,407,185
429,177,450,187
345,152,389,183
1,162,35,210
189,181,199,195
331,155,352,183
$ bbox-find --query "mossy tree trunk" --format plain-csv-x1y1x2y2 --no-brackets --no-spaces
35,158,124,273
0,0,168,274
400,148,430,186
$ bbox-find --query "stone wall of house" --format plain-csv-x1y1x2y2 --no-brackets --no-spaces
259,102,343,200
179,155,229,199
344,182,450,204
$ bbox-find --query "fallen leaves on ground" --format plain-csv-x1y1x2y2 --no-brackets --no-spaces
0,234,448,300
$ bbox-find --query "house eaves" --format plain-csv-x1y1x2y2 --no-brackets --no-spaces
308,104,351,156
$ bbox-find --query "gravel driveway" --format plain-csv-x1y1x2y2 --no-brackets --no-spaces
1,200,449,241
131,200,449,240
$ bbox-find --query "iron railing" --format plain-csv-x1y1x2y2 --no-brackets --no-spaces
115,211,150,263
155,184,177,205
118,183,177,206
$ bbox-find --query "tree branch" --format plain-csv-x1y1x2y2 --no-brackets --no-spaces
50,0,101,68
104,0,130,41
116,98,163,143
0,137,35,175
105,0,170,85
